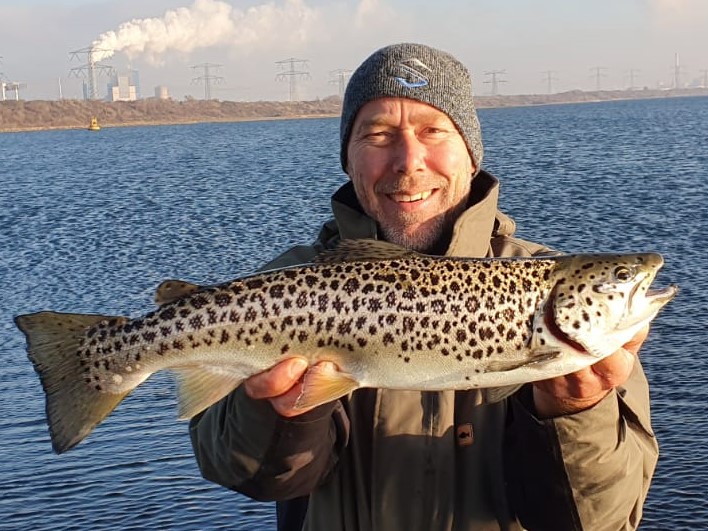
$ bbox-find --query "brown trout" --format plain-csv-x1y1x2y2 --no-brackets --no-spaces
15,240,677,454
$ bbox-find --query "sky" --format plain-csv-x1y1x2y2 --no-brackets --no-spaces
0,0,706,101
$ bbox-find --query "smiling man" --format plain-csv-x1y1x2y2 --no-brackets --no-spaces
190,43,658,531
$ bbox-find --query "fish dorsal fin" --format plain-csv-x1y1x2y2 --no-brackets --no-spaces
314,238,423,264
154,280,202,305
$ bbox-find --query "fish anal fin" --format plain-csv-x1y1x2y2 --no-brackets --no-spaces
154,280,202,305
485,350,562,373
294,364,359,410
173,365,245,419
314,238,423,264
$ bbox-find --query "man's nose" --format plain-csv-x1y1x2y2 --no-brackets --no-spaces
392,133,426,174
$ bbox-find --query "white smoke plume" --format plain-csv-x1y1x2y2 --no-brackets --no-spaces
91,0,319,63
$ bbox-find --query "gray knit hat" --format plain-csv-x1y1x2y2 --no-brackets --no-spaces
340,42,483,172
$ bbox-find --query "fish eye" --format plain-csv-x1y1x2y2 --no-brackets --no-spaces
613,265,634,282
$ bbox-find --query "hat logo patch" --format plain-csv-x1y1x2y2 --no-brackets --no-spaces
393,58,431,88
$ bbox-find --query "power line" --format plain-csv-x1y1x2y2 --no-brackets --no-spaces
483,70,507,95
671,53,685,88
589,66,608,90
626,69,641,90
541,70,558,94
329,69,352,98
68,46,114,100
275,58,310,102
191,63,224,100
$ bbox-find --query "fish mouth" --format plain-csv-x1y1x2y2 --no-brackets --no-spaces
621,283,679,329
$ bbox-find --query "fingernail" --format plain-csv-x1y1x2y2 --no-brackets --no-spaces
289,358,308,378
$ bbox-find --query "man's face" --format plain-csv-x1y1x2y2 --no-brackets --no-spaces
346,98,475,253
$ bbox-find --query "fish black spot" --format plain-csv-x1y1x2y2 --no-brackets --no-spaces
159,307,176,320
189,315,205,330
382,332,395,346
357,337,367,348
190,295,208,309
343,278,360,294
244,308,258,323
245,278,265,290
298,331,308,343
281,344,290,354
215,292,234,307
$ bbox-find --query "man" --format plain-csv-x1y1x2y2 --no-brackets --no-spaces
190,43,657,530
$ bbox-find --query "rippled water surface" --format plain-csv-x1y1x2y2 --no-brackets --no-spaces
1,97,706,530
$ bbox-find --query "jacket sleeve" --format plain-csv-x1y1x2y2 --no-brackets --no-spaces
189,386,350,501
189,233,350,501
504,360,658,531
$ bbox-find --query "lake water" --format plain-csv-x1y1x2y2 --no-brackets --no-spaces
1,96,707,530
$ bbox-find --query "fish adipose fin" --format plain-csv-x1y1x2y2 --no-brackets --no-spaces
154,279,202,305
315,238,423,264
14,311,131,454
172,365,245,419
294,364,359,410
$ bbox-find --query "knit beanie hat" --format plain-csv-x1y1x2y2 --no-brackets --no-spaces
340,42,483,173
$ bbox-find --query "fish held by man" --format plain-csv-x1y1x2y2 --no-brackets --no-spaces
14,240,677,454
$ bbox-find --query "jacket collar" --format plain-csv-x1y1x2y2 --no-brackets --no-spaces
329,169,515,258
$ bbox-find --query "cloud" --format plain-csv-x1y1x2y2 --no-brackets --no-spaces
92,0,321,64
646,0,708,26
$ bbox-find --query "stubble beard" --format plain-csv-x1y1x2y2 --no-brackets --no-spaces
377,198,468,254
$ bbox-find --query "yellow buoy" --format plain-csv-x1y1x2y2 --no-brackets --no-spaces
88,116,101,132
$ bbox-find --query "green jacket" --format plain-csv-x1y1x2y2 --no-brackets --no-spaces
190,171,658,531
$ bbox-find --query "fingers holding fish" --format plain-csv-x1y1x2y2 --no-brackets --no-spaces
244,357,309,400
244,359,342,417
532,325,649,418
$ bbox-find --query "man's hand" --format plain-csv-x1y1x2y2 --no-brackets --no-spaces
244,358,338,418
532,325,650,419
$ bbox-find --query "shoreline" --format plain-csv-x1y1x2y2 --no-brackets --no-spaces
1,88,707,134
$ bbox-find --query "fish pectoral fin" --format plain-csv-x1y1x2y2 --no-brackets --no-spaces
294,365,359,410
485,350,562,373
154,279,203,305
172,365,245,419
314,238,423,264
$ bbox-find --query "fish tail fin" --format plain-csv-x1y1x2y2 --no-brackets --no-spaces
15,311,129,454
